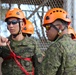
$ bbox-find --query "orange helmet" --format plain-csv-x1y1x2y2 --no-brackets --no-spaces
22,20,34,34
43,8,71,26
5,8,26,23
68,25,76,39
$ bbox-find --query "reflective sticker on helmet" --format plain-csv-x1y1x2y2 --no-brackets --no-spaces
16,12,20,15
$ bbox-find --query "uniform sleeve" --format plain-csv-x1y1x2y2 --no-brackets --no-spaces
32,39,45,75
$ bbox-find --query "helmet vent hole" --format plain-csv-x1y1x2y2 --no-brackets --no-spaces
53,11,55,13
50,13,52,14
63,12,65,13
60,10,62,12
46,16,50,20
56,10,58,12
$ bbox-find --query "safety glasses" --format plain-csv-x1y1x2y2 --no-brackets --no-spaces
7,20,21,25
45,25,51,30
45,24,59,31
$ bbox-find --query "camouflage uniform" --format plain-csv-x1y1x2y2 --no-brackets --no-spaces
40,34,76,75
0,36,43,75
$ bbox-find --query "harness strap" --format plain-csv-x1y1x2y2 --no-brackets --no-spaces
4,51,34,75
12,51,30,75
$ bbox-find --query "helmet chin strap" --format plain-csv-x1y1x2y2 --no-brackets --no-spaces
50,24,66,41
12,22,21,38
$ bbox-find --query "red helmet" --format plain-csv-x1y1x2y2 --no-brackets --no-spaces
43,8,71,27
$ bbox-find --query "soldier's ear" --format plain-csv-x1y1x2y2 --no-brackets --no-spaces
21,22,24,27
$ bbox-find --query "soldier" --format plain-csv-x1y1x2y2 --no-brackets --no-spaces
40,8,76,75
0,8,44,75
68,25,76,39
22,20,34,37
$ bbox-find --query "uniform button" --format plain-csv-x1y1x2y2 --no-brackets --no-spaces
9,64,12,67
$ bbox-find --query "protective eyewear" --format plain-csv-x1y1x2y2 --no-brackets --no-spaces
45,25,51,30
7,20,20,25
45,24,59,31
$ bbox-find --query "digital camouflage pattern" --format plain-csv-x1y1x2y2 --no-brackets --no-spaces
39,34,76,75
0,36,43,75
